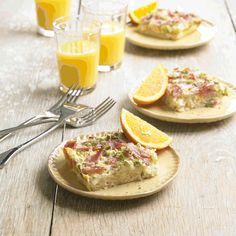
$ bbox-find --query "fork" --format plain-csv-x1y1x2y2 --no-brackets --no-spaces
74,97,116,127
0,97,114,137
0,87,83,168
0,96,116,168
0,84,89,142
13,96,116,128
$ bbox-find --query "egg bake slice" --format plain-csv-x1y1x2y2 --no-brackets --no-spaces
163,68,228,112
63,132,158,191
138,9,201,40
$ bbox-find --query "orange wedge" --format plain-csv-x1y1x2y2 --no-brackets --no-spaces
129,2,158,24
133,64,168,106
120,109,172,149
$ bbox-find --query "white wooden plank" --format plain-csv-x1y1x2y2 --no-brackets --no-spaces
0,1,62,235
0,0,236,235
50,0,236,236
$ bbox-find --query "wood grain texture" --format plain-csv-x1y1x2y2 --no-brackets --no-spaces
51,0,236,236
0,0,236,235
0,1,61,235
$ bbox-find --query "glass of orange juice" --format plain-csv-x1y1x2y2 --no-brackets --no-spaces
53,16,101,94
81,0,128,72
35,0,71,37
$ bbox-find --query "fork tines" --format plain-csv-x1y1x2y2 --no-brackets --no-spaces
79,97,116,125
50,84,78,111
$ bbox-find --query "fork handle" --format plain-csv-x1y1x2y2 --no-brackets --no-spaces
0,115,43,142
0,116,37,142
0,114,59,142
0,117,58,136
0,118,65,168
0,105,88,142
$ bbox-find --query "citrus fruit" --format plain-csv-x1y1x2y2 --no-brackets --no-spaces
129,2,158,24
120,109,172,149
133,64,168,105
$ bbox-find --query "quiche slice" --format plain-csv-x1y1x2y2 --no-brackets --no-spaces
163,68,228,112
137,9,202,40
63,132,158,191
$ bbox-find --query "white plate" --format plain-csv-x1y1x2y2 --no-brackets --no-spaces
130,81,236,123
48,131,180,200
126,20,217,50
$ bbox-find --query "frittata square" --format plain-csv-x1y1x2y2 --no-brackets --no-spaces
138,9,201,40
163,68,228,111
64,132,158,191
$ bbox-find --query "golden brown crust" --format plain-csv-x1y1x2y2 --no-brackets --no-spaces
63,148,76,168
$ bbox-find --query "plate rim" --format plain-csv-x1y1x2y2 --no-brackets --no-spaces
129,80,236,124
126,20,217,50
48,131,180,200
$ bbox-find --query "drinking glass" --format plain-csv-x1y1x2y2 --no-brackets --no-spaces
81,0,128,72
53,16,101,94
35,0,71,37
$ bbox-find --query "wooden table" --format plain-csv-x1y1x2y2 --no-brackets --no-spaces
0,0,236,235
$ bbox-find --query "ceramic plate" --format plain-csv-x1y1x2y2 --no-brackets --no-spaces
126,20,216,50
48,131,180,200
130,81,236,123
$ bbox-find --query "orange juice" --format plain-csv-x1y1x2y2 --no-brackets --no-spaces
35,0,70,30
100,22,125,66
57,40,99,90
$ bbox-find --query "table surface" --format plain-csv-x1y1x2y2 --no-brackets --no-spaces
0,0,236,235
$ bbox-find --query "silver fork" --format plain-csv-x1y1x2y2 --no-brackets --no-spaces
0,97,114,137
0,88,84,168
0,84,90,142
74,97,116,127
0,96,116,168
18,97,116,128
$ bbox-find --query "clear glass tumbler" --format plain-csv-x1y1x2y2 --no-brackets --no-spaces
35,0,71,37
81,0,128,72
53,16,101,94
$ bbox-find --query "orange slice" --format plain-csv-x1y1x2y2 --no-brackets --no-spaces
133,64,168,105
120,109,172,149
129,2,158,24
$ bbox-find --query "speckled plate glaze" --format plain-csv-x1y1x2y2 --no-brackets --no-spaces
126,20,216,50
48,131,180,200
130,81,236,123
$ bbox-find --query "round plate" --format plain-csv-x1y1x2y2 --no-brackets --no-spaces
48,131,180,200
130,81,236,123
126,20,217,50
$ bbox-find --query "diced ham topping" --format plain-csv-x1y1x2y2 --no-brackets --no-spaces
140,149,151,159
109,140,125,150
123,150,134,160
188,72,197,80
127,143,151,165
107,156,118,166
78,146,90,151
168,11,175,17
198,82,215,96
81,166,105,174
64,140,77,149
170,84,183,98
86,149,103,163
127,143,141,156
